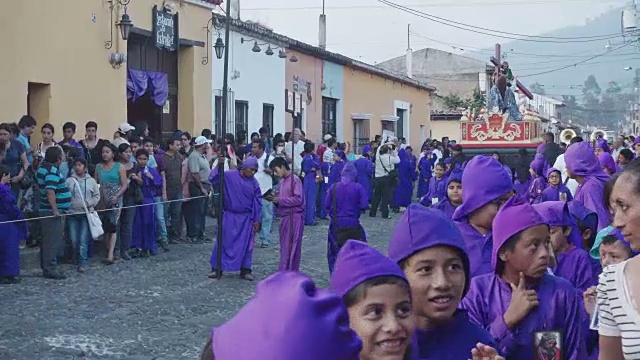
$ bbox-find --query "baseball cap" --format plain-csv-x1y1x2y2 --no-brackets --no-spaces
117,122,135,133
194,136,212,146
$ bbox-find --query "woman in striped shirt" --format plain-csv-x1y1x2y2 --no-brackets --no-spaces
599,159,640,359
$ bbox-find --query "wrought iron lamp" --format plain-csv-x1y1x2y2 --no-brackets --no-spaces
202,14,224,65
105,0,134,49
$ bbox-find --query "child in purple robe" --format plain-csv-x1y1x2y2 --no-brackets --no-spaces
131,149,162,257
0,165,27,284
201,272,362,360
597,151,617,175
565,141,610,231
316,161,330,220
540,168,573,202
533,201,594,292
301,142,320,226
416,150,434,199
462,196,587,360
325,162,368,273
328,150,346,186
594,137,610,156
267,157,304,272
393,148,415,210
432,167,462,219
353,153,373,204
420,161,446,206
452,156,514,278
331,240,415,360
388,205,501,359
528,155,547,204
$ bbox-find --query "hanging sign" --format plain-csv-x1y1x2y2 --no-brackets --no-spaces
163,100,170,114
153,6,177,51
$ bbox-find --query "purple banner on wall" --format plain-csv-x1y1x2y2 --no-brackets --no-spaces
126,68,168,107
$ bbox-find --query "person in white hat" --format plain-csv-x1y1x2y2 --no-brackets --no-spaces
184,136,213,243
112,123,135,147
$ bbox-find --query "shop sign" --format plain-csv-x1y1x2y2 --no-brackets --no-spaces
153,6,177,51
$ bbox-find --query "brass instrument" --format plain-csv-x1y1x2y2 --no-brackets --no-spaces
590,129,606,142
560,129,577,144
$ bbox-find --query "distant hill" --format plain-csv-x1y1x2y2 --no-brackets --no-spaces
474,7,640,98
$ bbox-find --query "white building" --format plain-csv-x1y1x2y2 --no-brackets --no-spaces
211,26,287,138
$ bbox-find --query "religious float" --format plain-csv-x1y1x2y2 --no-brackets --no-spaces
459,106,544,150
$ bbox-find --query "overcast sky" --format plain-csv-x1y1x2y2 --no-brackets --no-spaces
238,0,626,64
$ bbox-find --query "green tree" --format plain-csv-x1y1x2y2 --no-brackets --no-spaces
442,94,466,109
581,75,602,125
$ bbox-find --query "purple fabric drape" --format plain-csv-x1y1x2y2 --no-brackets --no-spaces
126,68,168,106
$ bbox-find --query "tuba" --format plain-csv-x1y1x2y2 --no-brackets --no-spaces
560,129,577,144
590,129,606,142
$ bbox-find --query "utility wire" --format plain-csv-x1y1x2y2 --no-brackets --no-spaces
378,0,623,42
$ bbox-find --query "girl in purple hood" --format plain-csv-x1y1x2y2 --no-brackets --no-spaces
540,168,573,202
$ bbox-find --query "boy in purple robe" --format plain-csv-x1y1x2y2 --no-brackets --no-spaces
533,201,594,291
0,165,27,284
540,168,573,202
392,148,415,210
565,141,610,231
301,142,320,226
453,156,514,278
268,157,305,272
416,150,434,199
462,196,587,359
353,153,373,204
315,161,330,220
131,149,163,257
209,157,262,281
331,240,415,360
432,167,462,219
388,205,500,359
328,150,346,186
528,155,547,204
325,162,368,273
201,272,362,360
594,137,610,155
420,161,446,206
597,151,617,175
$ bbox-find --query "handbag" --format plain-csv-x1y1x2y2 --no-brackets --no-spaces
379,155,398,186
71,178,104,240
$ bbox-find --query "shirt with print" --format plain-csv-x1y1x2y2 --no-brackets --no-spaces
35,162,71,214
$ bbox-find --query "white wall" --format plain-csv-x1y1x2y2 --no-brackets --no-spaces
212,30,287,136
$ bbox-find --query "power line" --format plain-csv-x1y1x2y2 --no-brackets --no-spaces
243,0,623,11
377,0,623,42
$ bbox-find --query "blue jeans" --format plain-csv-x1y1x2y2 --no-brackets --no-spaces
154,196,168,242
260,198,274,245
66,214,90,267
164,194,183,239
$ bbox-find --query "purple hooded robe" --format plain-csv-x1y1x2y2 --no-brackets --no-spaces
453,156,514,278
301,153,319,225
0,184,27,277
432,167,463,219
566,201,602,282
316,161,330,219
461,196,587,360
209,157,262,272
528,155,548,204
211,272,362,360
393,148,416,208
532,201,595,291
540,168,573,202
353,156,373,203
564,142,610,231
388,205,499,359
597,151,617,175
417,152,435,199
276,171,304,272
325,162,368,273
131,166,162,254
328,150,346,187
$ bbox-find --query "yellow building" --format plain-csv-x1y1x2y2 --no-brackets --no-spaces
0,0,214,141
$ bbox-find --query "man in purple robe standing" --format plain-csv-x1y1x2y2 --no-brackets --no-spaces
452,156,514,278
208,157,262,281
462,196,587,359
268,157,305,271
564,141,610,231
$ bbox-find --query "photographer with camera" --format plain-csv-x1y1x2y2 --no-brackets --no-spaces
369,137,399,219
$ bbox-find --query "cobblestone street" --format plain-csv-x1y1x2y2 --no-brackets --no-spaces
0,214,399,359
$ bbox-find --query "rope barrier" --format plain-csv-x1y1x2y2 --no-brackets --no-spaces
0,195,210,225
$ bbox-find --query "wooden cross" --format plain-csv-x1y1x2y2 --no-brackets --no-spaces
490,44,533,100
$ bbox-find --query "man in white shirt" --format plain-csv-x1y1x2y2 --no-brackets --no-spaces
323,138,337,165
252,141,275,247
370,139,400,219
553,142,579,196
284,128,305,176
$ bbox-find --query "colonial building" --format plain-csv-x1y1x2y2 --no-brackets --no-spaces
212,16,435,150
0,0,215,141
